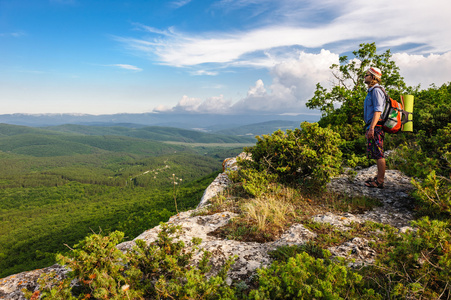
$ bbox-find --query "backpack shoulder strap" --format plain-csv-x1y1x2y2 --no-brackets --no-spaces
371,85,388,99
369,86,390,127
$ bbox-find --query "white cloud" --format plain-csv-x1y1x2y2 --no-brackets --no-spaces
174,95,203,112
246,79,266,97
170,0,192,9
0,31,26,37
132,23,176,37
231,50,338,114
191,70,219,76
155,50,337,115
153,104,172,112
197,95,232,113
159,95,232,114
122,26,345,67
120,0,451,69
393,52,451,88
153,50,450,116
129,0,450,116
110,64,142,71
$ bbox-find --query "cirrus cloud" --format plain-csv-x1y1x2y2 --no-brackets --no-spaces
110,64,143,71
120,0,450,69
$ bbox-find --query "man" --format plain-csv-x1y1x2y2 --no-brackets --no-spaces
363,67,385,189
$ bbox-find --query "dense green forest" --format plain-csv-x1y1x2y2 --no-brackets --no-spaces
42,124,256,143
212,120,300,136
0,124,249,278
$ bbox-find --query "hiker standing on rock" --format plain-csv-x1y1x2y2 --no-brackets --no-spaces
364,67,385,189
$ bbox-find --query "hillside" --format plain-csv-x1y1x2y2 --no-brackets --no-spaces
0,123,256,157
0,123,252,278
42,124,256,143
0,112,316,129
0,127,188,159
213,120,299,136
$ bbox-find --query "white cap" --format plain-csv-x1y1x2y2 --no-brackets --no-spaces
368,67,382,79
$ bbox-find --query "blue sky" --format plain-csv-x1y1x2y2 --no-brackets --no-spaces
1,0,450,115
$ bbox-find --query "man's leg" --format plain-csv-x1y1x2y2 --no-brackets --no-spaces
376,158,385,183
365,127,385,187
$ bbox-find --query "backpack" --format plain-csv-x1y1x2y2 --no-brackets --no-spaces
372,86,410,133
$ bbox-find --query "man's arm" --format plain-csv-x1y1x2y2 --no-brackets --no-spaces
366,111,382,139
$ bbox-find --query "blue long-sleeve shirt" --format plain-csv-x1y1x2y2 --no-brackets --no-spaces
364,84,386,126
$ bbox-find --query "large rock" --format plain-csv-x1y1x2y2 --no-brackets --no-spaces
116,210,316,282
197,152,251,209
0,265,67,300
327,165,415,228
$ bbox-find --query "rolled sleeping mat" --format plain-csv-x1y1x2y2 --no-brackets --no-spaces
402,95,414,132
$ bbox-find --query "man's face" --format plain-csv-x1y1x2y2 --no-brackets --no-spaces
364,72,372,84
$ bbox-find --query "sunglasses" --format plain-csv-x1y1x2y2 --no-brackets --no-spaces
364,74,372,77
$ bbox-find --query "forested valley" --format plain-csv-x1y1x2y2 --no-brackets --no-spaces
0,124,251,277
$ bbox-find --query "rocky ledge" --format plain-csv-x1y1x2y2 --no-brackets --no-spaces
0,155,416,299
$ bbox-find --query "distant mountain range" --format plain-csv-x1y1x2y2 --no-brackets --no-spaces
0,123,257,159
0,112,318,134
214,120,300,136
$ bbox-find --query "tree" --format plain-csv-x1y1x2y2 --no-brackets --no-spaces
306,42,408,140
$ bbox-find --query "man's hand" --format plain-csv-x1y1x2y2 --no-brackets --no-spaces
367,111,382,140
366,128,375,139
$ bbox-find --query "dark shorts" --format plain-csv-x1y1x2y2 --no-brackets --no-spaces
367,126,385,159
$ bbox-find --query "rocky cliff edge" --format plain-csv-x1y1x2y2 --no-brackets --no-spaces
0,153,415,299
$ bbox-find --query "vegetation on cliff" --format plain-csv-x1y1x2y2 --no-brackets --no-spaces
14,43,451,298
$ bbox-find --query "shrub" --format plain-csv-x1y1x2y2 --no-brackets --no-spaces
373,217,451,299
389,124,451,179
242,122,343,189
268,242,325,262
24,231,143,300
238,169,279,197
343,152,372,169
249,250,378,299
128,223,237,299
386,142,440,179
414,83,451,136
412,170,451,217
26,224,237,300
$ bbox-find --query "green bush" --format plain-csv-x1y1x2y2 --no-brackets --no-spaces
249,250,378,299
128,223,236,299
242,122,343,188
412,170,451,217
388,124,451,217
24,231,143,300
414,83,451,136
268,242,325,262
387,142,441,179
373,217,451,299
237,169,279,197
26,224,237,300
